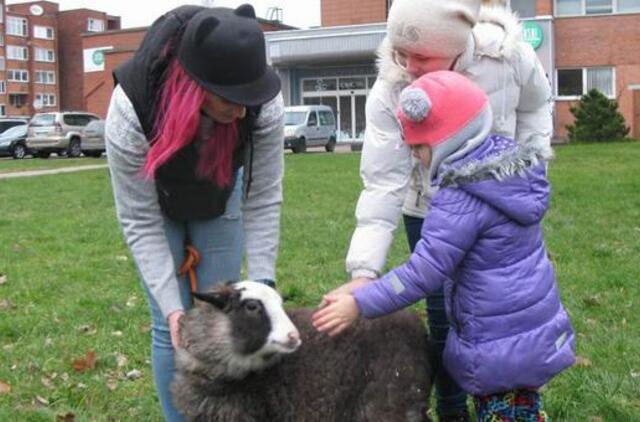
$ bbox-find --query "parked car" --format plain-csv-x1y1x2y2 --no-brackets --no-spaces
26,111,101,158
0,124,31,159
80,119,105,158
0,118,29,135
284,105,337,153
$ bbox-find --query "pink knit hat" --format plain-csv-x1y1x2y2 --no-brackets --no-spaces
397,71,493,180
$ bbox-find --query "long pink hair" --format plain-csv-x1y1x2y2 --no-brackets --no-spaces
144,59,238,187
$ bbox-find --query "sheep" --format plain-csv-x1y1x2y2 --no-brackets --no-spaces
171,281,432,422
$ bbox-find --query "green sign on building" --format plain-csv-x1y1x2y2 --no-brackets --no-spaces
92,50,105,66
522,21,544,50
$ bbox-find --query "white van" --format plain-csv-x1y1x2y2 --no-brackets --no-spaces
284,105,337,153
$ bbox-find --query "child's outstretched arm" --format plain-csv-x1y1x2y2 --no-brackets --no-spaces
353,189,484,318
312,293,360,336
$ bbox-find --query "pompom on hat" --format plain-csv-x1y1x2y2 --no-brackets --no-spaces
387,0,481,59
397,71,493,182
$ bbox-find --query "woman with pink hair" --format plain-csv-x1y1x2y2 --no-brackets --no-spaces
105,5,284,420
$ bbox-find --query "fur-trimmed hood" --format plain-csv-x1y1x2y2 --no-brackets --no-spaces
376,4,523,86
439,135,553,225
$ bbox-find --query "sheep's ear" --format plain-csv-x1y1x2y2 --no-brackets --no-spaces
193,291,231,310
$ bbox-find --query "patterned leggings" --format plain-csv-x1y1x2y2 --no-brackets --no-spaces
474,389,549,421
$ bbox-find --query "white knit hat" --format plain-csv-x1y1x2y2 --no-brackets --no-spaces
387,0,481,58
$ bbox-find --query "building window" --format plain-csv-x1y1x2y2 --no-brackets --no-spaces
0,34,4,47
6,16,28,37
557,67,614,98
36,93,57,107
0,57,5,71
7,45,28,61
619,0,640,11
0,81,5,94
586,0,613,13
7,69,29,82
87,18,105,32
510,0,537,17
9,94,28,107
35,71,56,85
556,0,640,15
34,26,55,40
0,105,5,117
34,48,55,63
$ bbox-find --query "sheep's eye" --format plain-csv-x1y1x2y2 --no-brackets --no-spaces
243,300,261,313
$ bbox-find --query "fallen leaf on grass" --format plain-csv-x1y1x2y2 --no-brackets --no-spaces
0,273,7,285
72,350,97,372
41,376,54,389
106,380,118,391
77,325,97,336
139,324,151,333
56,413,75,422
126,369,142,380
126,296,137,308
589,417,604,422
111,331,123,337
631,371,639,379
0,299,16,311
575,356,592,368
116,353,128,368
33,395,49,407
582,295,601,307
0,381,11,394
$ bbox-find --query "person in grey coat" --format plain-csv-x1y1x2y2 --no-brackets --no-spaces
105,5,284,421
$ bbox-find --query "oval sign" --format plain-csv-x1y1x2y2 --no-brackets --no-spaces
522,21,544,50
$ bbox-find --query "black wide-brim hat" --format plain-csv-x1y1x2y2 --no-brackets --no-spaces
177,4,281,107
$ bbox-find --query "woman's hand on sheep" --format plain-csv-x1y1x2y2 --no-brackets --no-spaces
317,277,372,308
312,294,360,336
168,310,185,349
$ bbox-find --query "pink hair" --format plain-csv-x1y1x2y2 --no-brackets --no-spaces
144,59,238,187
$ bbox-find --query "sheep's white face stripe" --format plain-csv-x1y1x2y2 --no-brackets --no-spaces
234,281,301,354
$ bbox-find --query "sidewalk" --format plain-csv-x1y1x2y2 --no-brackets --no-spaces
0,164,108,180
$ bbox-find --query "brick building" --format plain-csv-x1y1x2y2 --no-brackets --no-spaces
0,1,294,120
0,1,119,118
265,0,640,140
81,18,295,118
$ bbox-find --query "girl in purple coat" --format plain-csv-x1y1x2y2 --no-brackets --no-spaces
313,71,575,420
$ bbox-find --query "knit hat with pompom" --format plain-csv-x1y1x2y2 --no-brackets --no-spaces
397,70,493,182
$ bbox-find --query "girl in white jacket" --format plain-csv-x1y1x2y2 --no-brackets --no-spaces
330,0,553,420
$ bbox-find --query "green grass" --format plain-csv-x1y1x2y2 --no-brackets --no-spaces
0,157,106,174
0,143,639,420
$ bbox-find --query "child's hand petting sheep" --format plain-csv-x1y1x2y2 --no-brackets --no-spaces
312,293,360,336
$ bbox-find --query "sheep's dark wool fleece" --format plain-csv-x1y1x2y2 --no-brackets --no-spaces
173,301,432,422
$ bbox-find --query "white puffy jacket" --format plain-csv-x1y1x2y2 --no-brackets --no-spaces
346,6,553,279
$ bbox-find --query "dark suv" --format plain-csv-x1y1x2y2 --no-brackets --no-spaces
26,112,100,158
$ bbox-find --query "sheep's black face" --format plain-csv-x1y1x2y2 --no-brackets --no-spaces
194,281,301,363
229,298,272,355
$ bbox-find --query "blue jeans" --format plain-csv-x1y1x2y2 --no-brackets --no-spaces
140,173,244,422
403,214,469,417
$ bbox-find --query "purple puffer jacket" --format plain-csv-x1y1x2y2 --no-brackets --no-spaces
353,136,575,396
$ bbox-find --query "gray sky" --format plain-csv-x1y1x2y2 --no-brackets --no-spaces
7,0,321,29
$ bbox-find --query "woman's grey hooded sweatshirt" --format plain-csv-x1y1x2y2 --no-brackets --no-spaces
106,85,284,319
